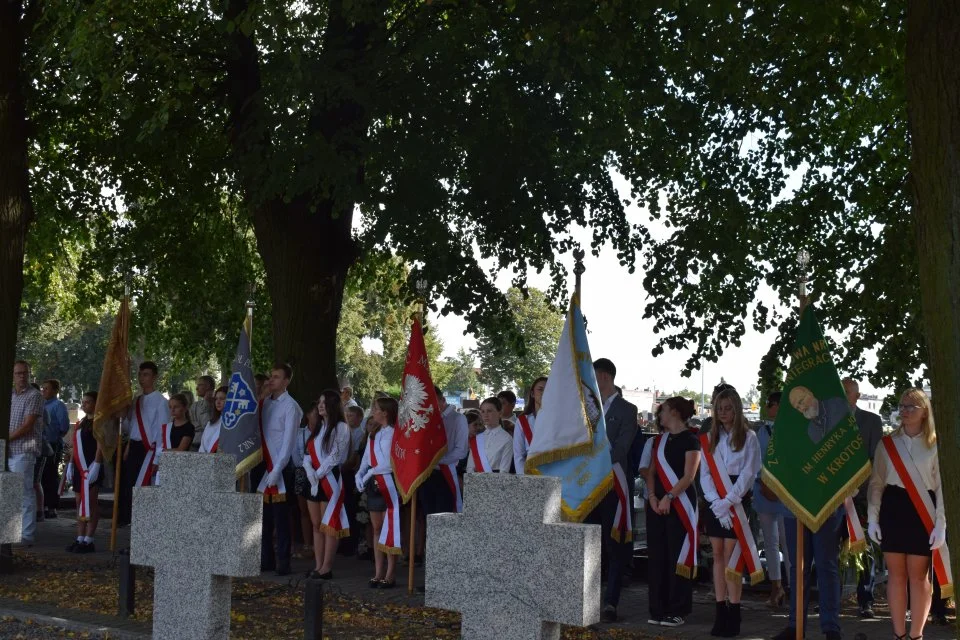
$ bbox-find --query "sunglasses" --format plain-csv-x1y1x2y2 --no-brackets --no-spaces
898,404,923,413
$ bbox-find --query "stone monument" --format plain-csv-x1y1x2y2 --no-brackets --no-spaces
425,473,600,640
131,452,262,640
0,440,23,545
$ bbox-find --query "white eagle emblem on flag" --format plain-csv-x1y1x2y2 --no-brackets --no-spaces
399,373,434,436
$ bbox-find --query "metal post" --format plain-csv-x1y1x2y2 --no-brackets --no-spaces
118,548,136,617
304,578,323,640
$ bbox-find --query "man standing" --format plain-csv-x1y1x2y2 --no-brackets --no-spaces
253,363,301,576
842,377,883,618
9,361,44,543
340,386,360,410
39,379,70,519
591,358,639,623
496,390,517,427
120,361,169,526
190,375,215,449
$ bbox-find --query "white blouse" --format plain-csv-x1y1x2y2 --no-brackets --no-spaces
513,413,537,475
198,419,221,453
699,428,761,504
356,426,394,486
468,424,514,473
868,431,944,527
303,421,350,479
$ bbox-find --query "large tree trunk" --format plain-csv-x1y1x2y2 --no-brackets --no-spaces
906,0,960,622
0,2,34,449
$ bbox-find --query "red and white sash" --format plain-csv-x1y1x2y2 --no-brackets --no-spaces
842,497,867,554
517,414,534,446
307,435,350,538
133,397,157,487
699,433,764,585
611,462,632,543
256,404,286,501
72,425,92,521
369,433,401,553
653,433,699,578
469,432,491,473
439,463,463,513
882,435,954,599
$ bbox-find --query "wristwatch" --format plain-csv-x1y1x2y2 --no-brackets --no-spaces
665,492,674,500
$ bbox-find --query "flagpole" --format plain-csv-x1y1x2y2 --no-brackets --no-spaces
240,285,255,494
110,286,130,553
795,249,810,640
573,248,585,298
409,278,429,595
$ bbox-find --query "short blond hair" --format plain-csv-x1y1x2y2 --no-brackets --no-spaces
899,388,936,448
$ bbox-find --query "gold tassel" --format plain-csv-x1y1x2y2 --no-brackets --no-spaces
377,543,404,556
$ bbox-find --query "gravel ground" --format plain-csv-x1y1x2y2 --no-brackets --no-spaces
0,618,105,639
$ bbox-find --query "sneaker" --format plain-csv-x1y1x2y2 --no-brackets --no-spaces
600,605,617,623
859,605,875,618
660,616,684,628
646,618,662,626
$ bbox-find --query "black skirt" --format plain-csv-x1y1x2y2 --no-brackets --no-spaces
306,466,341,503
364,478,387,512
879,484,934,557
703,475,752,540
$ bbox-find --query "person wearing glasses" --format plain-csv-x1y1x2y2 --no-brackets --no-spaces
868,388,945,640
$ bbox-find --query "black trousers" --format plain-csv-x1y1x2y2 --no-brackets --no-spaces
587,490,632,608
119,439,150,526
252,463,294,571
40,441,63,510
646,503,694,619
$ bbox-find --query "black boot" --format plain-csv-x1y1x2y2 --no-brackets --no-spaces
723,602,741,637
710,601,728,636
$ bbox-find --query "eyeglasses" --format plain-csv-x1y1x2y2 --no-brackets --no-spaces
898,404,923,413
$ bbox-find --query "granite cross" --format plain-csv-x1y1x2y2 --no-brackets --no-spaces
131,452,262,640
425,473,600,640
0,441,24,545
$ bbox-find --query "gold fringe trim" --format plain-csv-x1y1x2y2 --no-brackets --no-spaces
725,567,741,583
610,527,633,544
319,524,351,539
392,445,448,505
676,563,696,579
235,448,264,478
525,439,596,475
262,492,287,504
747,569,765,586
940,583,954,600
376,543,404,556
844,537,867,556
76,517,90,523
760,461,872,532
558,471,614,523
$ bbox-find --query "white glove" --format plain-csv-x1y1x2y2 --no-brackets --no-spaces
355,473,365,490
65,463,75,486
930,521,946,550
266,468,281,488
726,491,742,505
868,521,882,545
719,513,733,530
310,479,320,497
711,498,731,519
87,462,101,484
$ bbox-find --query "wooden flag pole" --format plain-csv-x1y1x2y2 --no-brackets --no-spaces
408,493,417,594
794,249,810,640
110,418,123,552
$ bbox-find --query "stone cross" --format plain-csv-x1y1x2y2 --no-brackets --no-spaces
131,452,262,640
0,440,23,545
425,473,600,640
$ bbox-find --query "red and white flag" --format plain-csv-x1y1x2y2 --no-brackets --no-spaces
391,317,448,503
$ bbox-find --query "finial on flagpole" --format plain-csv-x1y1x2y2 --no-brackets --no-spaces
797,250,811,312
245,283,256,317
573,248,586,297
415,278,429,329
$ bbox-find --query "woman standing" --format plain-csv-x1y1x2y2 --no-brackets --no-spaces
514,377,547,474
66,391,103,553
699,388,762,637
198,387,227,453
154,394,195,484
292,403,319,559
355,397,401,588
645,396,701,628
467,397,513,473
868,388,948,640
303,389,351,579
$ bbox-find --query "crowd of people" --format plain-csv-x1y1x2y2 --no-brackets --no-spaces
7,357,951,639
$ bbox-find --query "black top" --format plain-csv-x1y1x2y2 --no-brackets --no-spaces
170,422,196,450
75,417,97,465
653,429,701,503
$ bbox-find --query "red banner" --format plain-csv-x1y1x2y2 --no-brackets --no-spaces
391,317,448,502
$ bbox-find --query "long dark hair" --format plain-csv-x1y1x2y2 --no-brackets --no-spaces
212,386,228,422
375,397,399,431
524,377,548,416
314,389,346,453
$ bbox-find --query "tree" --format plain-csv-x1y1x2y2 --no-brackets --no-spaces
476,287,563,393
442,348,480,397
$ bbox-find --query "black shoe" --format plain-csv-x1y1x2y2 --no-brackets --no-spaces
77,542,96,554
65,541,81,553
725,602,740,637
771,628,800,640
275,566,291,576
600,604,617,623
378,579,396,589
309,570,333,580
932,613,949,625
44,510,58,519
369,578,381,588
711,602,728,637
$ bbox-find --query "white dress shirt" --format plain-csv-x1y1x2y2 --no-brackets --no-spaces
438,404,469,467
700,428,761,504
304,421,350,479
468,424,514,473
198,418,221,453
868,431,944,527
260,391,302,472
356,426,394,486
122,391,169,444
513,413,537,475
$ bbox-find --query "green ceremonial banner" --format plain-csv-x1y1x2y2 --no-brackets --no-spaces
761,304,871,532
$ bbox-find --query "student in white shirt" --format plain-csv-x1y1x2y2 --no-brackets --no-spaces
355,397,400,588
467,397,514,473
120,361,169,525
303,389,350,580
513,376,547,475
868,388,945,640
198,387,227,454
699,388,761,637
